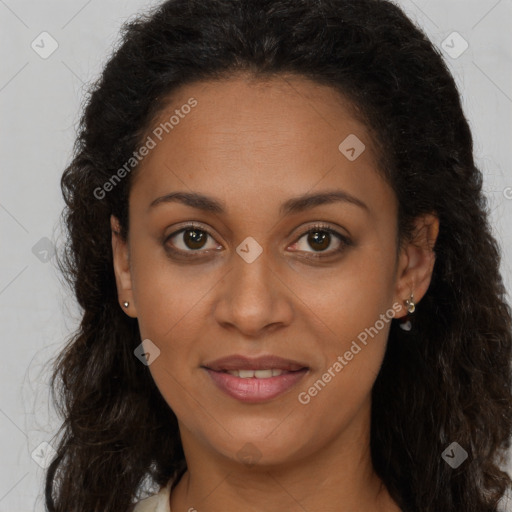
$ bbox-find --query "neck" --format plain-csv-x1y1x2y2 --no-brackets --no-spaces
170,400,400,512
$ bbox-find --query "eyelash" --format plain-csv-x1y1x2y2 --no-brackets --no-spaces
163,222,352,261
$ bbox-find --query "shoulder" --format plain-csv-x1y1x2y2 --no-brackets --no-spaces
130,479,173,512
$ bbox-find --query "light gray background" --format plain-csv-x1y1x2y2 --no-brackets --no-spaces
1,0,511,510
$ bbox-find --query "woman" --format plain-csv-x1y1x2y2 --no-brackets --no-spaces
46,0,512,511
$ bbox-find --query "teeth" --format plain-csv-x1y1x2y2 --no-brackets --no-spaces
225,369,285,378
254,369,273,378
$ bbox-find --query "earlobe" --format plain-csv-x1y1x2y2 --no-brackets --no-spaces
111,215,137,318
393,213,439,319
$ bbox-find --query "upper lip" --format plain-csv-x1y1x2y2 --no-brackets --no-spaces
202,355,309,372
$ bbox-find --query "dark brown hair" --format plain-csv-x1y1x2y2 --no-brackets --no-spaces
46,0,512,511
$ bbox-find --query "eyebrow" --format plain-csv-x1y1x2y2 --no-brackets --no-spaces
148,189,369,215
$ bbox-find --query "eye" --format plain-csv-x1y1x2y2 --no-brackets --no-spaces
288,223,352,258
164,223,221,257
163,222,352,261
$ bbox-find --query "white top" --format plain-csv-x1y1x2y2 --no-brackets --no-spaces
132,479,173,512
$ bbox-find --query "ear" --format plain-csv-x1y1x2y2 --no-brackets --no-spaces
111,215,137,318
393,213,439,319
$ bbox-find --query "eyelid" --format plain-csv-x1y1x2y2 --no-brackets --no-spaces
289,222,353,256
291,222,351,242
163,221,352,258
164,221,222,250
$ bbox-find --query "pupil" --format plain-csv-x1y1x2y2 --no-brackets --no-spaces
308,231,330,251
185,229,206,249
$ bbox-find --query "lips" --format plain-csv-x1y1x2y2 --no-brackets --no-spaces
202,354,308,372
202,354,309,403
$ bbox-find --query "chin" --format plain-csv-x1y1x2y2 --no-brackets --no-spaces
201,422,314,468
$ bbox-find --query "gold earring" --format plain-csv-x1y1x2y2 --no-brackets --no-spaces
123,301,129,308
404,294,415,314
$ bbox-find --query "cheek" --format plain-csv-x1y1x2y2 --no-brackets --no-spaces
131,261,214,424
290,237,397,340
292,240,397,407
130,239,219,343
129,243,220,416
294,300,393,446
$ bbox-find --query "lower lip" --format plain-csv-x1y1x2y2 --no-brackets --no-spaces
204,368,308,403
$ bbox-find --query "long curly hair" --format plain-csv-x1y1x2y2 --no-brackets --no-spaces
46,0,512,511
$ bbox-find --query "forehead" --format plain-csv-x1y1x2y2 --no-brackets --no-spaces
130,73,394,220
142,73,370,163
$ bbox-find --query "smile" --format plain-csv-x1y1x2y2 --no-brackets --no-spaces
223,369,285,378
202,354,309,402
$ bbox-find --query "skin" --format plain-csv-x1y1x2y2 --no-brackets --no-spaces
111,73,439,512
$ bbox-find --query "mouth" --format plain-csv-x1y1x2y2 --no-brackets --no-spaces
218,368,292,378
201,354,309,403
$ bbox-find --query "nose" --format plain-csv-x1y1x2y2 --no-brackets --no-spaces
213,248,294,338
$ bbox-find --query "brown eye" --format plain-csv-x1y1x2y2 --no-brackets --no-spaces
306,230,331,251
293,228,341,253
165,224,221,256
289,224,353,259
182,228,207,250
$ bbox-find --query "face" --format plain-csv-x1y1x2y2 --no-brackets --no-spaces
112,73,437,468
